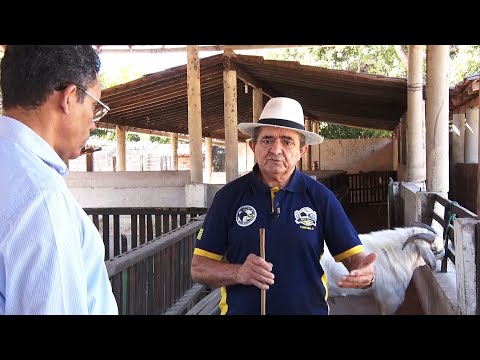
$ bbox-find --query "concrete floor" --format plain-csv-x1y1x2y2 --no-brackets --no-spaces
328,295,380,315
328,277,424,315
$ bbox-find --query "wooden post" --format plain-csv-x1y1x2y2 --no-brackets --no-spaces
187,45,203,183
223,51,239,183
170,132,178,170
86,152,93,172
116,125,126,171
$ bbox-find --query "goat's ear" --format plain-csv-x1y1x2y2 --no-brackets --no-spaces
416,242,437,271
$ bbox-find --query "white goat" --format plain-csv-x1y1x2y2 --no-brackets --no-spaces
320,223,445,315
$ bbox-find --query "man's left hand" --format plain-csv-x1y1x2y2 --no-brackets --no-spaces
338,252,377,289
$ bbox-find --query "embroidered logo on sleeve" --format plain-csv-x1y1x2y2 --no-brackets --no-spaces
236,205,257,227
294,207,317,229
197,228,204,240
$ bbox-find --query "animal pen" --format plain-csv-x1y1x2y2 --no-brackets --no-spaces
84,171,479,315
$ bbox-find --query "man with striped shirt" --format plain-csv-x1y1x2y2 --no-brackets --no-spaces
0,46,118,314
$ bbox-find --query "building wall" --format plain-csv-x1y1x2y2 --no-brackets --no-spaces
69,141,192,172
71,137,393,175
66,171,191,208
66,137,394,208
316,137,393,174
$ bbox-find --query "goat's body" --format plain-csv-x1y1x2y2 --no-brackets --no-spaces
320,227,443,315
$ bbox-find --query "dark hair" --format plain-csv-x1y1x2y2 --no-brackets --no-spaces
0,45,101,110
252,126,306,148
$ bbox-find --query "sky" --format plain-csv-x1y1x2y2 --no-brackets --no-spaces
97,46,280,76
99,50,192,75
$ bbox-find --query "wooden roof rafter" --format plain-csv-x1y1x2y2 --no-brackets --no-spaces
98,52,410,138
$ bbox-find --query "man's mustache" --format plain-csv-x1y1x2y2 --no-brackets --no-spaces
266,156,284,161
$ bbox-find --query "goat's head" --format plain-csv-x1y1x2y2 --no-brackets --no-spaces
401,222,445,271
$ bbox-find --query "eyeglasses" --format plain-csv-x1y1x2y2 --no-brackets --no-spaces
76,86,110,123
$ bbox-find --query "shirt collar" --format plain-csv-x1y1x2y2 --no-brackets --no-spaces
248,163,305,193
0,115,69,176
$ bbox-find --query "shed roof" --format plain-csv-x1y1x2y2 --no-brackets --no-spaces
451,73,479,114
98,52,412,140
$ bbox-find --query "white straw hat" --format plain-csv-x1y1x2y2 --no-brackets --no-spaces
237,97,323,145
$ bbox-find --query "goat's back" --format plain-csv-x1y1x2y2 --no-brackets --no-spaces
321,226,433,300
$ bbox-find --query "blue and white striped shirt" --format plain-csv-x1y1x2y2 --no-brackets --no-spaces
0,115,118,315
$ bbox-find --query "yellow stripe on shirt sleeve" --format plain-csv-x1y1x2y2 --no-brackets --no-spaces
193,248,224,261
333,245,364,262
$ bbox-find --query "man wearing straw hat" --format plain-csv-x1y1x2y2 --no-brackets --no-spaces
191,97,376,315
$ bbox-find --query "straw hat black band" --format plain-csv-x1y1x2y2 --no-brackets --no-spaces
258,118,305,131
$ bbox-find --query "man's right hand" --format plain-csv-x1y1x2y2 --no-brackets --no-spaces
236,253,275,290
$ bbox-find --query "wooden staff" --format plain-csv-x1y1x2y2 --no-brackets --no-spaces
259,227,266,315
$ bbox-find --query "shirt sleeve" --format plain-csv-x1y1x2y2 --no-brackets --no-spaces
321,188,363,261
192,191,228,261
3,189,89,314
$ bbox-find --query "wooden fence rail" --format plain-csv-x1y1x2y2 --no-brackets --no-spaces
348,171,397,205
85,207,207,260
429,194,477,272
105,215,206,315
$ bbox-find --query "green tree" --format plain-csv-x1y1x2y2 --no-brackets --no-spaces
90,128,118,140
90,129,109,138
267,45,480,86
318,123,392,139
126,133,140,142
266,45,480,139
99,64,143,89
266,45,408,78
150,135,170,144
265,46,406,139
449,45,480,85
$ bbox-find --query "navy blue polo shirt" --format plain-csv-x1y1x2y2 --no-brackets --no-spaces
193,164,363,315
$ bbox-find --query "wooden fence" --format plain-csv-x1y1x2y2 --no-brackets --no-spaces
392,187,477,272
302,170,350,207
84,207,207,260
104,215,207,315
348,171,397,205
428,194,477,272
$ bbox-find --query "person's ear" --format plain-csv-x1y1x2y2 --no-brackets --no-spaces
248,139,255,152
299,144,308,157
58,84,78,116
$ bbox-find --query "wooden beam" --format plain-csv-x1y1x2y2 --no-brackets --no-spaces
314,111,397,131
95,123,226,146
455,97,479,114
231,53,408,86
467,80,479,95
223,52,323,123
95,45,326,55
452,97,465,106
234,65,264,90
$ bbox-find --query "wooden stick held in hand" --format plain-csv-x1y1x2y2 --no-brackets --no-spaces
259,227,266,315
